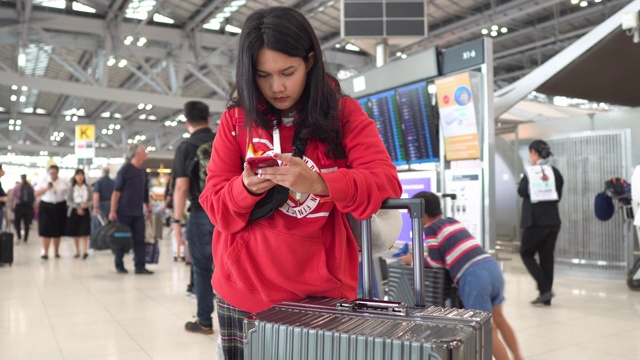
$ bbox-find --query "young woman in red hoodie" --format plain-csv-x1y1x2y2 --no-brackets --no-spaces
198,6,402,359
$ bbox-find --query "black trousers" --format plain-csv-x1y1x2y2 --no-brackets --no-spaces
14,204,34,241
520,225,561,295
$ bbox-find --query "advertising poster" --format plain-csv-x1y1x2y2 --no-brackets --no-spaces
435,72,480,160
397,171,438,243
444,168,484,246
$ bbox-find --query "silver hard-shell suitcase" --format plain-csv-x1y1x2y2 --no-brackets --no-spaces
386,262,461,308
244,198,492,360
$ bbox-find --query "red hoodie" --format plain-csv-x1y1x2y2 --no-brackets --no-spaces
199,97,402,313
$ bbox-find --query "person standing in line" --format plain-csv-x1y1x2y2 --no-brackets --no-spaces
35,165,69,259
108,144,153,274
11,174,35,242
92,167,114,221
399,192,523,360
199,7,402,358
172,101,217,335
65,169,92,259
0,165,7,230
518,139,564,306
163,176,183,261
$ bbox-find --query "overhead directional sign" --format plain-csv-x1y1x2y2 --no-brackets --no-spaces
440,38,485,75
75,124,95,159
76,125,95,141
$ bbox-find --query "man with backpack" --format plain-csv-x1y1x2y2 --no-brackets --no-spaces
171,101,216,335
12,174,35,242
0,165,7,230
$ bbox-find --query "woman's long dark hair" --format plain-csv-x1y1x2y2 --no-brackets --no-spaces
229,6,343,157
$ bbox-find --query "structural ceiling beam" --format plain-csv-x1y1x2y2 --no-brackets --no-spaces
494,0,640,117
397,0,567,53
0,7,227,49
0,69,226,110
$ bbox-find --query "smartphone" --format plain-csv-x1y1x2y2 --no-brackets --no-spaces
246,155,280,174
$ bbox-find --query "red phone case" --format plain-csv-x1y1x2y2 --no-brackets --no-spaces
247,156,279,173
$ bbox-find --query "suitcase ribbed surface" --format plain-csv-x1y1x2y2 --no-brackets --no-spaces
386,263,452,307
245,299,491,360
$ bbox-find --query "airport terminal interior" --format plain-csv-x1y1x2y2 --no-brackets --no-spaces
3,0,640,359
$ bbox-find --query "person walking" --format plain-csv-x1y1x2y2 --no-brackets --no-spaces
171,101,216,335
65,169,92,259
35,165,69,259
108,144,153,274
0,165,7,230
11,174,35,242
518,139,564,306
92,167,114,222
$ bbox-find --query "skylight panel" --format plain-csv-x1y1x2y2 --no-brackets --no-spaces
35,0,66,9
72,2,97,13
153,13,174,24
125,0,156,20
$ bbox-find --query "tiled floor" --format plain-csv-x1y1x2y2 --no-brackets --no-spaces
1,234,640,359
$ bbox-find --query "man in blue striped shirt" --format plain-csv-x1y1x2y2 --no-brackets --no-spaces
400,191,523,360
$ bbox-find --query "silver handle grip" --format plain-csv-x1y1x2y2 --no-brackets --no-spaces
337,299,408,316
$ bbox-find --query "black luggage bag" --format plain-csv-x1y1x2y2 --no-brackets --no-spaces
91,215,111,250
0,231,14,265
94,222,133,252
244,198,492,360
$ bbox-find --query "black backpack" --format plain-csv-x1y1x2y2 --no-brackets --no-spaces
604,177,631,205
186,137,214,195
20,183,34,206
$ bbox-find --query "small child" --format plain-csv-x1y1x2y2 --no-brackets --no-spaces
399,191,523,360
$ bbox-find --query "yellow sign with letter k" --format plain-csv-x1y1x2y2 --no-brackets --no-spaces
76,125,95,141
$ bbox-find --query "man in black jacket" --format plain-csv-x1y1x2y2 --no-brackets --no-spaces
518,139,564,306
172,101,217,334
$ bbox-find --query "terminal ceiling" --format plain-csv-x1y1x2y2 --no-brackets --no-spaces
0,0,633,161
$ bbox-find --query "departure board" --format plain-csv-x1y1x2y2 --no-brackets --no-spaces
364,91,407,166
396,81,439,163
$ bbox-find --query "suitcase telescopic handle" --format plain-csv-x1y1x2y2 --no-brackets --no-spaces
337,299,408,316
361,198,426,307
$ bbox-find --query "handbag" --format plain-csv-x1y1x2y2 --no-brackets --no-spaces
103,222,133,252
248,185,290,222
145,239,160,264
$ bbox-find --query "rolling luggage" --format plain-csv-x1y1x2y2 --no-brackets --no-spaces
0,231,14,266
244,198,492,360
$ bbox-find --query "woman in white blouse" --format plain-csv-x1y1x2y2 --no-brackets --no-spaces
65,169,92,259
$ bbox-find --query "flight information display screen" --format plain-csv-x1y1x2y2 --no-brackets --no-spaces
358,92,407,166
396,81,439,163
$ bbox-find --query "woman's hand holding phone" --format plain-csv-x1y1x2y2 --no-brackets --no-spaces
242,156,280,195
259,153,329,197
246,155,280,174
